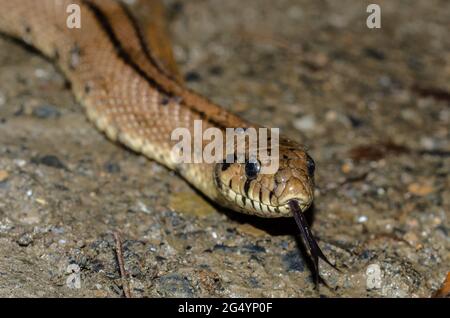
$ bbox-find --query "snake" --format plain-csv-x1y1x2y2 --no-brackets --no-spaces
0,0,337,283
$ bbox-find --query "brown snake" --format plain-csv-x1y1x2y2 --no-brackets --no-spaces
0,0,337,283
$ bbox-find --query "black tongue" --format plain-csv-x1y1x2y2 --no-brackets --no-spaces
288,200,338,287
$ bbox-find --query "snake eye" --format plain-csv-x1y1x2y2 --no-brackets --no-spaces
221,162,231,171
245,160,261,179
306,155,315,177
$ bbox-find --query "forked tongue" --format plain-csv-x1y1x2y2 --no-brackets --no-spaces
288,200,338,287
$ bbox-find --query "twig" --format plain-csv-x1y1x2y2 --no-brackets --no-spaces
113,231,132,298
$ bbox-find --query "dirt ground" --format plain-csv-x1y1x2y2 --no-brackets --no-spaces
0,0,448,297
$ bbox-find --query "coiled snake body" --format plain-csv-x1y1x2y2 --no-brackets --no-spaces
0,0,336,282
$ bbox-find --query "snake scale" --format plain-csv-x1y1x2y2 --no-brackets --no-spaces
0,0,337,283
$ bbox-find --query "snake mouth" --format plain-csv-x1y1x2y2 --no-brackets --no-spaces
288,200,339,286
223,186,292,217
217,179,313,217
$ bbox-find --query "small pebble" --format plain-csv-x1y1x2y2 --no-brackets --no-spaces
408,181,434,196
420,137,435,150
341,162,353,174
403,232,419,245
52,227,65,234
14,159,27,167
325,110,338,121
357,215,368,223
31,155,66,170
378,75,392,88
104,161,120,173
66,264,81,289
312,52,329,67
136,201,150,214
35,198,47,205
185,71,201,82
293,115,316,132
432,217,442,226
17,233,33,247
401,109,421,125
32,105,61,119
366,263,382,290
0,170,9,182
34,68,49,79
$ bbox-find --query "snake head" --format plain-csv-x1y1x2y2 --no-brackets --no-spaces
213,140,338,285
213,139,315,218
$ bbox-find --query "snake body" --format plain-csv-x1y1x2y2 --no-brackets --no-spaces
0,0,335,281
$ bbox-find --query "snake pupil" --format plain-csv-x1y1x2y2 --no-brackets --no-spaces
245,160,260,179
306,155,315,177
221,162,231,171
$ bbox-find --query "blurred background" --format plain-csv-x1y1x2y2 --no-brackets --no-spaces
0,0,448,297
